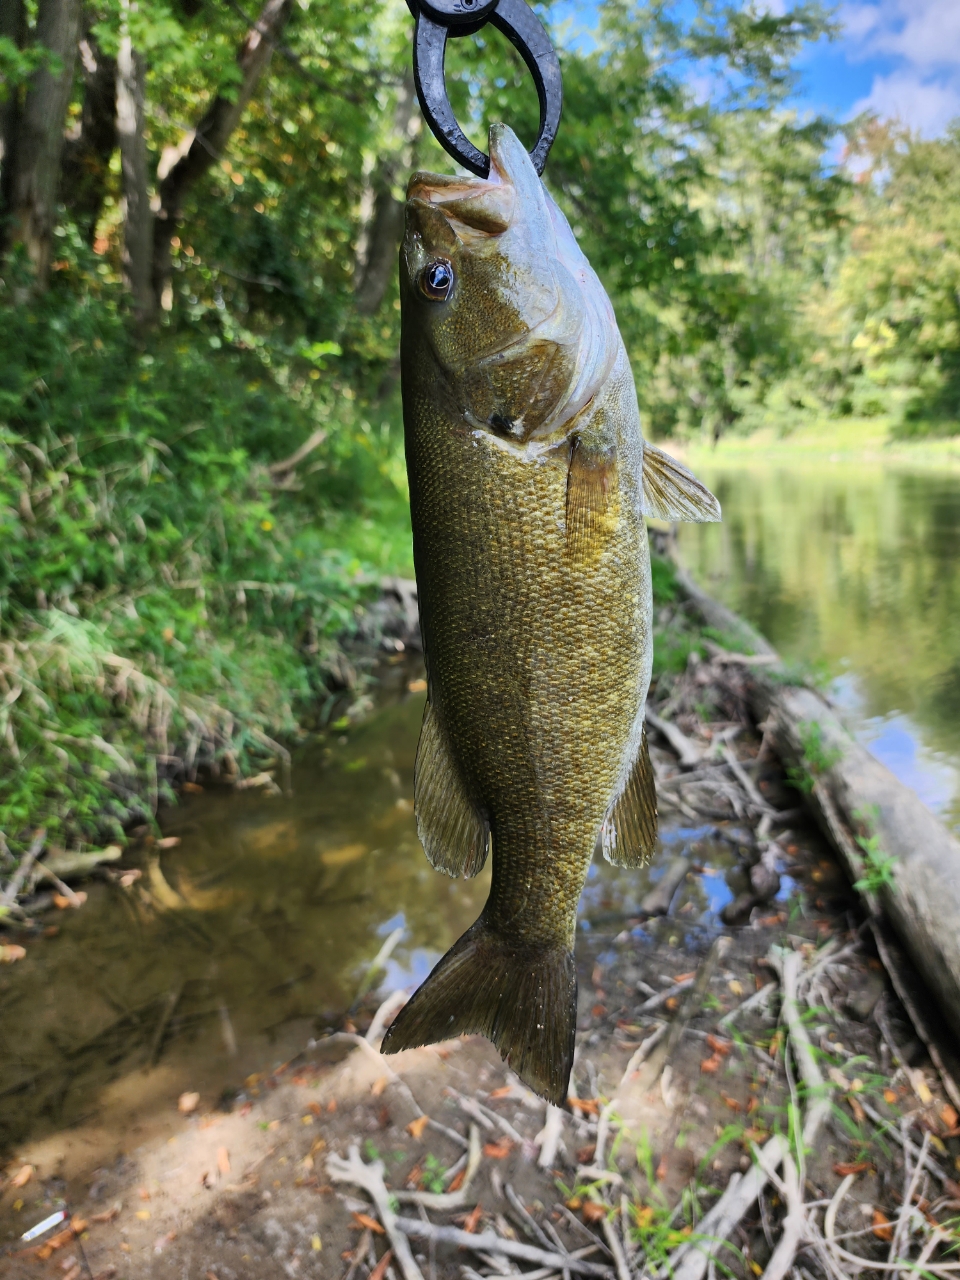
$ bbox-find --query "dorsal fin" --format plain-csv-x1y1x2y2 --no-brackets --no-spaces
414,699,489,879
642,442,721,523
601,726,658,867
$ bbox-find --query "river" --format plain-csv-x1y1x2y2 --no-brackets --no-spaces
678,456,960,835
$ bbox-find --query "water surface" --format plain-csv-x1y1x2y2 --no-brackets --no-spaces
678,459,960,833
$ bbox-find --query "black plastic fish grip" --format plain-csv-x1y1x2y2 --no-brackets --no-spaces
405,0,562,178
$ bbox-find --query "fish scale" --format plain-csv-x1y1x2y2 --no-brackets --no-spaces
382,124,720,1102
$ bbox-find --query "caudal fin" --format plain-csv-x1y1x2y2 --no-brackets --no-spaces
380,920,576,1105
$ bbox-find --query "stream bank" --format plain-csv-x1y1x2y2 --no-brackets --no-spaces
4,557,960,1279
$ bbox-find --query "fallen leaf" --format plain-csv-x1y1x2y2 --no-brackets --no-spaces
119,870,141,888
156,836,181,849
53,893,72,909
138,1186,151,1201
674,972,696,983
371,1077,389,1098
834,1161,873,1177
311,1234,322,1252
591,1004,607,1017
728,980,744,996
943,1105,959,1130
308,1101,323,1116
577,1144,597,1164
700,1055,722,1074
301,1114,313,1125
10,1164,33,1187
488,1086,512,1099
447,1169,465,1192
461,1204,483,1234
217,1147,231,1175
483,1138,512,1159
872,1209,893,1241
848,1095,866,1124
883,1089,897,1104
582,1201,606,1224
829,1067,851,1090
721,1094,742,1112
178,1091,200,1114
327,1100,337,1112
664,996,679,1012
369,1248,394,1280
0,944,26,963
568,1098,600,1116
706,1035,732,1056
912,1072,933,1104
182,781,203,793
405,1165,422,1188
351,1212,385,1235
135,1210,151,1221
63,1266,82,1280
91,1205,121,1224
407,678,427,693
406,1115,430,1141
565,1197,582,1211
749,1261,763,1275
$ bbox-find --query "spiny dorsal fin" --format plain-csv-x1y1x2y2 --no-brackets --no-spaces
642,442,721,523
601,726,658,867
565,435,619,562
415,699,489,878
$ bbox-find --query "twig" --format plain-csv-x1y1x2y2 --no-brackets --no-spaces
601,1217,631,1280
392,1218,612,1276
594,1023,669,1167
722,745,773,813
757,1151,804,1280
149,983,184,1066
645,708,702,767
636,978,696,1014
505,1183,555,1251
0,829,46,906
353,928,404,1010
366,990,407,1044
326,1146,424,1280
536,1105,565,1170
718,982,777,1029
267,428,328,477
858,1099,950,1187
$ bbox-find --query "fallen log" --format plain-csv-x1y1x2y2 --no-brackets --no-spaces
674,561,960,1094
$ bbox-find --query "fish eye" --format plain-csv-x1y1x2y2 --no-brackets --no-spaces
419,259,455,302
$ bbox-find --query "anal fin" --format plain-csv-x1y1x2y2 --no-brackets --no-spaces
415,699,489,878
601,726,658,867
642,442,721,523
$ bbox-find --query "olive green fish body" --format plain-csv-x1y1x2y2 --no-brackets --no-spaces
382,126,719,1102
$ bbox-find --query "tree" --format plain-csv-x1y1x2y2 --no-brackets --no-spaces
2,0,83,280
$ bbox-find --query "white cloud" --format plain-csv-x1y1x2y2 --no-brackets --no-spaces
851,69,960,136
839,0,960,135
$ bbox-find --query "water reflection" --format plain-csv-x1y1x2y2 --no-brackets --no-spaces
678,460,960,832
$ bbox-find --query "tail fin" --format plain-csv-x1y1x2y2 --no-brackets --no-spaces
381,919,576,1105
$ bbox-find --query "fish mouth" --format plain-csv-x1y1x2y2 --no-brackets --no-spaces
406,124,533,238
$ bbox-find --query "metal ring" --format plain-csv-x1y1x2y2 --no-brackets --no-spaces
412,0,562,178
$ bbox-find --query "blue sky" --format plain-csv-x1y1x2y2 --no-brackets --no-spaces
792,0,960,137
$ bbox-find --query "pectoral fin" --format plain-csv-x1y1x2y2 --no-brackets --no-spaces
565,435,619,562
642,442,721,522
601,726,658,867
415,699,489,878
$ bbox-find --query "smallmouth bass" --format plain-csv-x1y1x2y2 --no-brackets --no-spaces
381,125,720,1103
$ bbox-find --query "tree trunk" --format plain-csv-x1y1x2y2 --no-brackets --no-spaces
5,0,83,281
60,27,116,244
116,0,152,323
354,73,421,316
152,0,291,312
0,0,26,230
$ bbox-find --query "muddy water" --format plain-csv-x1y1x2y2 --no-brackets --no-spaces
678,460,960,833
0,656,780,1158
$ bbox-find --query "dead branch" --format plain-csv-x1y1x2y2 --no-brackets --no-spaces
392,1218,612,1277
327,1145,424,1280
645,707,703,767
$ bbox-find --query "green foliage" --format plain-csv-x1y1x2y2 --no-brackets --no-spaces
852,807,898,894
0,259,411,855
786,720,842,792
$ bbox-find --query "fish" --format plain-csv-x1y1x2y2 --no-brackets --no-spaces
381,124,720,1103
